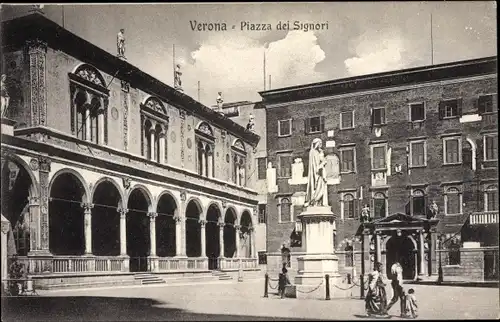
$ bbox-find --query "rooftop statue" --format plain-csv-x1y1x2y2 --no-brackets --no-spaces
304,138,329,207
117,29,126,58
174,64,183,91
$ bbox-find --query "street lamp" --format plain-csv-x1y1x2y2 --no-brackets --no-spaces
438,234,445,283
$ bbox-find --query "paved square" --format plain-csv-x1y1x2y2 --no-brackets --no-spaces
2,279,499,321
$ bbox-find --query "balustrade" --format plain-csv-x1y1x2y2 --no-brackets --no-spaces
469,211,499,225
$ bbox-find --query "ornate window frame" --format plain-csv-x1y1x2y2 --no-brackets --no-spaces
278,197,292,223
231,139,247,186
484,184,498,212
409,187,427,217
278,119,292,137
371,190,388,218
339,145,356,174
444,185,463,215
340,191,357,220
409,139,427,168
442,136,462,165
340,110,355,130
483,133,498,162
69,64,110,145
140,97,169,162
195,122,215,178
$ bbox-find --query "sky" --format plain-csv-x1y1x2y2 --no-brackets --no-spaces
2,2,497,106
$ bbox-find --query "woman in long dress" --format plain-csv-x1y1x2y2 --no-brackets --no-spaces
305,138,328,207
365,262,388,317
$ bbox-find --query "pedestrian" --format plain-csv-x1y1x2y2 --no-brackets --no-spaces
278,263,290,299
386,262,405,317
365,261,388,317
403,288,418,319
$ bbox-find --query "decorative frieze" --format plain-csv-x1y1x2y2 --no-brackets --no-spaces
122,82,130,150
27,39,47,127
180,110,186,166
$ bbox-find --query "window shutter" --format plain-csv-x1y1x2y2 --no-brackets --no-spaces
370,108,374,127
370,198,375,219
438,102,445,119
478,185,485,211
424,195,429,218
475,98,483,114
354,199,359,219
381,108,386,124
104,110,108,144
476,138,484,163
304,118,310,134
320,116,325,132
457,98,463,117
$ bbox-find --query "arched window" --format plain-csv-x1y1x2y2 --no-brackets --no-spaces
281,246,291,268
279,197,291,223
195,122,215,178
343,193,355,219
231,139,246,186
485,185,498,211
448,240,461,265
411,189,426,216
344,244,354,267
372,192,387,218
140,97,168,163
445,187,462,215
69,64,108,145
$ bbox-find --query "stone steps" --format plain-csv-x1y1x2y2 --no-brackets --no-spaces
134,273,166,285
211,271,233,281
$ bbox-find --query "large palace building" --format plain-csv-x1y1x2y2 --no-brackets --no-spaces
259,56,498,282
1,12,261,288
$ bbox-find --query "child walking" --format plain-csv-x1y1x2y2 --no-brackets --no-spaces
403,288,418,319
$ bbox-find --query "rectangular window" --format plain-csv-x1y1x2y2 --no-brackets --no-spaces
484,135,498,161
439,99,462,119
486,187,499,211
445,187,462,215
371,145,387,170
257,157,267,180
278,154,293,178
372,107,386,125
443,137,461,164
372,195,387,218
258,204,267,224
340,111,354,129
279,198,292,222
410,103,425,122
278,119,292,137
258,251,267,265
478,95,495,114
304,116,325,134
410,140,426,167
340,147,356,173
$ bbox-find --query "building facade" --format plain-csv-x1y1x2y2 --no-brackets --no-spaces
1,13,261,288
221,101,268,265
260,56,498,282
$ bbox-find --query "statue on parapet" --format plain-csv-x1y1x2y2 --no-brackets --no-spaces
246,114,255,132
304,138,328,207
216,92,223,110
174,64,183,91
1,74,10,117
429,200,439,219
117,29,126,58
361,204,371,222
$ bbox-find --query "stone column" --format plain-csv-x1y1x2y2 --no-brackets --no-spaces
85,107,91,141
149,212,157,256
118,208,128,256
207,150,213,178
249,227,256,258
199,220,207,257
236,164,241,186
149,128,156,161
235,225,241,258
82,203,94,255
159,133,166,164
38,157,51,253
419,230,425,275
97,107,105,145
375,232,381,264
27,196,40,252
201,150,207,177
174,215,183,256
218,222,225,258
430,228,437,275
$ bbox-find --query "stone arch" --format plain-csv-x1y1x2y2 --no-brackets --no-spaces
206,202,222,222
185,197,203,257
2,154,39,197
155,190,179,215
72,63,106,88
225,206,238,222
90,176,125,209
126,184,154,212
186,197,204,216
196,121,214,137
49,168,90,204
143,96,167,114
239,209,254,228
384,234,418,280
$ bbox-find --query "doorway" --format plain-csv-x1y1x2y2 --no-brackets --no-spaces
385,235,416,280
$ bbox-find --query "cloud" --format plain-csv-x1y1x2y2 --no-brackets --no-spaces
344,29,415,76
184,31,326,105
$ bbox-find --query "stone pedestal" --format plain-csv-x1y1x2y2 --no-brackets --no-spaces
293,206,342,300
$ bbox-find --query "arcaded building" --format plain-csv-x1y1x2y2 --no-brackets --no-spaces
1,13,261,288
259,56,498,282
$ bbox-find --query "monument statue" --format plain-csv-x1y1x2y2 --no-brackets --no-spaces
1,74,10,117
361,204,371,222
117,29,126,58
429,200,439,219
304,138,328,207
174,64,183,91
246,114,255,131
216,92,223,110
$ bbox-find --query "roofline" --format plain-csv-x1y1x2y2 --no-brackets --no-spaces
1,13,260,146
259,56,497,104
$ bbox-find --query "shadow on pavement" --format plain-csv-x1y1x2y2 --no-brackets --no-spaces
1,296,317,321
